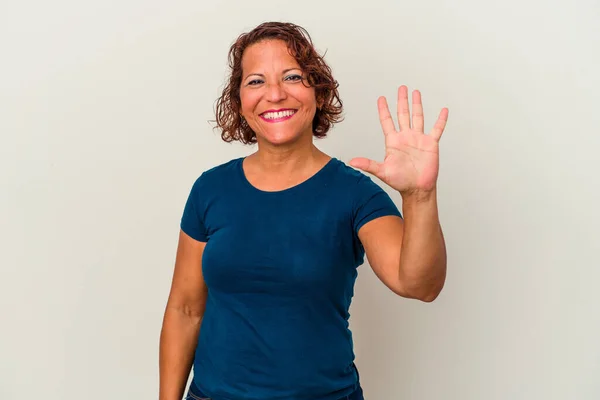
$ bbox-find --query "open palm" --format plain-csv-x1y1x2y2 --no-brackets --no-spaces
350,85,449,195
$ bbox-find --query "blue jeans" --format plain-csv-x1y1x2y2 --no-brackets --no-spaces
185,371,365,400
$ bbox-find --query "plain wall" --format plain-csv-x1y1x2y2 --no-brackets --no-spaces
1,0,599,399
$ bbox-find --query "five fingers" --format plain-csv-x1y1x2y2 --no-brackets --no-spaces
377,85,448,140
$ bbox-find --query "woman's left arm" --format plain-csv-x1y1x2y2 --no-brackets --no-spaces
357,190,446,302
398,190,446,301
351,85,449,302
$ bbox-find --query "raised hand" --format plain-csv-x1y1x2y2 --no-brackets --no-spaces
349,85,449,196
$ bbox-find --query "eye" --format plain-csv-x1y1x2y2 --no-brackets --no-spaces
248,79,263,86
285,74,303,82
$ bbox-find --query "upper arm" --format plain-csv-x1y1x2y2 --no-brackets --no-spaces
165,229,208,317
358,215,408,297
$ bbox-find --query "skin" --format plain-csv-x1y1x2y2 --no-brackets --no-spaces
159,38,448,400
238,39,332,190
349,87,449,302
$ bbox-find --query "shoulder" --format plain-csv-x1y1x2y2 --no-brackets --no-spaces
188,157,244,189
329,157,385,194
328,158,402,224
330,158,368,181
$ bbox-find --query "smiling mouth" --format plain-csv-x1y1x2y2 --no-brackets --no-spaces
259,109,297,122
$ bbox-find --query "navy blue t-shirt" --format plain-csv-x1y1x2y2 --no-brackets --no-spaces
180,156,402,400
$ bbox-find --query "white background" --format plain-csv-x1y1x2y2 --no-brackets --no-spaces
1,0,599,399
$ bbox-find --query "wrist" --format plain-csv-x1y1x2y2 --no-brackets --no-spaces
400,187,437,204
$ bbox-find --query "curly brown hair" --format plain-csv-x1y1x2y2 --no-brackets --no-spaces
213,21,344,144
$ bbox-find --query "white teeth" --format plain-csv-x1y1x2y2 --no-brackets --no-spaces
262,110,296,119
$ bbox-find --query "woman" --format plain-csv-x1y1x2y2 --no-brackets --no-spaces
159,21,448,400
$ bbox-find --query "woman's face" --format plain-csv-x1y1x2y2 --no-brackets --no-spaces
239,39,318,146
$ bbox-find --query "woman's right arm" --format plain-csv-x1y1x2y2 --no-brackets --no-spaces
159,230,208,400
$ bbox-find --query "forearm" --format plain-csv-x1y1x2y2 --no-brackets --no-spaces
159,306,203,400
398,188,447,302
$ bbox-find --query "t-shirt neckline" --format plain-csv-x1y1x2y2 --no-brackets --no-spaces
236,156,338,195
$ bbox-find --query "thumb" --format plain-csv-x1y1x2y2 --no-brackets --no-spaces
349,157,382,177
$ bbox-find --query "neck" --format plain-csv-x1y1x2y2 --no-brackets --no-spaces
250,134,326,176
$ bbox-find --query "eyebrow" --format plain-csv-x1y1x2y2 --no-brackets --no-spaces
243,68,302,81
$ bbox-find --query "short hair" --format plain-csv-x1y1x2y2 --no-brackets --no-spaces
214,21,343,144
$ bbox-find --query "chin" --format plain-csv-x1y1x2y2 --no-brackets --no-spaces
257,129,308,146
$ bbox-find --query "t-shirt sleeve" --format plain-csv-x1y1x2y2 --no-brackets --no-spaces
353,173,403,235
180,175,208,242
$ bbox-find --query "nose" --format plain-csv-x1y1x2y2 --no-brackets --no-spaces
265,81,287,103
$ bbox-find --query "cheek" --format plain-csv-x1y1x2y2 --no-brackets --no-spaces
239,91,260,115
298,90,318,110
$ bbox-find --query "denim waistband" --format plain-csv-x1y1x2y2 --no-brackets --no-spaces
187,379,364,400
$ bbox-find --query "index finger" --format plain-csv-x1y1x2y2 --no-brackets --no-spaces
377,96,397,136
